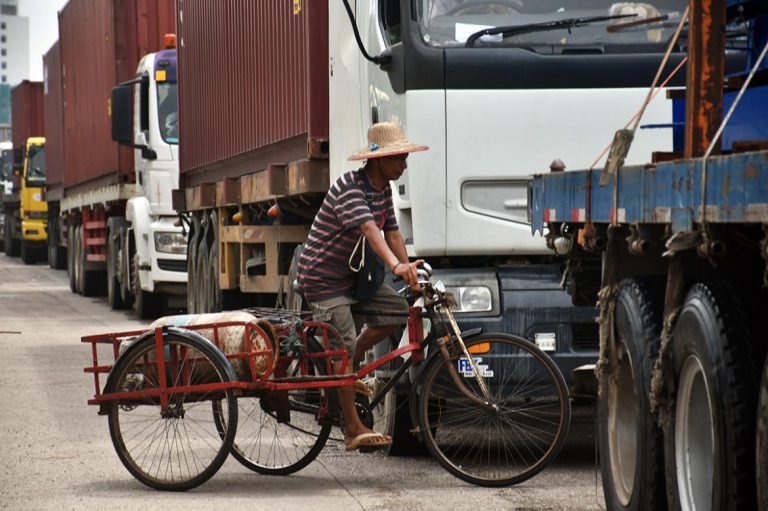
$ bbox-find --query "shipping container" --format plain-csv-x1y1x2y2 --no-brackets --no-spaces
58,0,176,193
11,80,44,151
177,0,328,186
43,42,64,189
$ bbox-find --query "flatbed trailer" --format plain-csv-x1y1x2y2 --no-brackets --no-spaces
527,1,768,509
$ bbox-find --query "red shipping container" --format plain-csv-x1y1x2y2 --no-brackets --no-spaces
58,0,176,192
43,42,64,188
177,0,328,186
11,80,44,151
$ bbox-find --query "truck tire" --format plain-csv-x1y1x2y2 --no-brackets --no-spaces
186,216,200,314
131,253,164,319
74,225,84,294
67,224,76,293
757,353,768,511
78,225,103,297
209,242,222,313
20,240,36,265
663,283,757,511
106,224,128,310
47,216,66,270
287,244,305,311
598,278,665,511
5,216,19,257
196,237,210,313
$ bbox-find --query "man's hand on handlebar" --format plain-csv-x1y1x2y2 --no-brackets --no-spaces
393,259,425,291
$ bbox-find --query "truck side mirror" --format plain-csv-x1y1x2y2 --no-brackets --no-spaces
111,83,134,145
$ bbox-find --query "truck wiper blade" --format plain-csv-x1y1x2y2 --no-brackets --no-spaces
465,14,637,48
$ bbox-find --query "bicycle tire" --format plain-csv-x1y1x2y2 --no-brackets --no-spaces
417,333,571,487
107,331,238,491
213,338,334,475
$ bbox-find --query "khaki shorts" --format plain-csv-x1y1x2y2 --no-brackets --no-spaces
307,284,408,355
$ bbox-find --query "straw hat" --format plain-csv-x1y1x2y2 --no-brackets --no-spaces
348,122,429,161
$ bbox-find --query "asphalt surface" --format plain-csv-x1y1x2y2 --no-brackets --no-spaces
0,254,605,510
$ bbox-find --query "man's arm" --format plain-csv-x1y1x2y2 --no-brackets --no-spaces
359,220,422,289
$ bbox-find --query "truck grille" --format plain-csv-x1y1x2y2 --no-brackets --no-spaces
572,322,599,351
157,259,187,272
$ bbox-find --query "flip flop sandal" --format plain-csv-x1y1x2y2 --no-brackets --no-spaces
344,432,392,452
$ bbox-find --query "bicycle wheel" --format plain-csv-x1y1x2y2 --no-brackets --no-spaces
418,333,571,487
214,338,334,475
107,331,238,491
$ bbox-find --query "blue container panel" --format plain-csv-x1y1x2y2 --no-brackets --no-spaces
531,150,768,232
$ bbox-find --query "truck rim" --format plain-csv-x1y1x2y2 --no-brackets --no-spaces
675,354,714,511
608,341,637,506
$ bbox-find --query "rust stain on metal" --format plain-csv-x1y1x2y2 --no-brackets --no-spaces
721,174,730,198
745,162,759,179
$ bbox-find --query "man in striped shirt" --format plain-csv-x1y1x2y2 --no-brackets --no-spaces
297,122,427,452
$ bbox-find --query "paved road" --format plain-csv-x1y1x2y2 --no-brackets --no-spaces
0,254,604,510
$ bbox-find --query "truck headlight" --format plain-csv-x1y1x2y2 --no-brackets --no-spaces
154,232,187,254
447,286,493,313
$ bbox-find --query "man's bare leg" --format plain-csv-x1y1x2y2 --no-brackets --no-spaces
336,323,401,447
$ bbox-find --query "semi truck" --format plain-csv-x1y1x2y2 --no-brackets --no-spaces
173,0,692,449
43,0,186,319
2,80,46,264
529,0,768,509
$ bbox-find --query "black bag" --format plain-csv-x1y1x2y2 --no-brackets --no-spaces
350,237,386,301
350,171,386,301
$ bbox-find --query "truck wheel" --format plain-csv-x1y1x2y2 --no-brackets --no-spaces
186,217,199,314
598,278,665,511
106,226,128,309
131,253,164,319
5,217,19,257
20,240,36,265
663,283,757,511
74,225,84,294
196,237,210,313
78,225,103,297
67,225,76,293
209,242,221,313
758,354,768,511
287,244,305,311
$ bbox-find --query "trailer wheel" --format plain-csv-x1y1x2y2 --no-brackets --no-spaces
663,283,757,511
757,354,768,511
74,225,84,294
47,216,66,270
599,279,665,511
186,216,200,314
196,237,210,313
5,214,19,257
209,242,221,313
67,224,76,292
78,225,103,297
20,239,35,265
286,244,305,311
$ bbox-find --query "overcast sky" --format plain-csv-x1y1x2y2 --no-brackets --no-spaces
19,0,69,82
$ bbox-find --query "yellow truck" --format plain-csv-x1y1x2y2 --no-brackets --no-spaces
1,136,47,264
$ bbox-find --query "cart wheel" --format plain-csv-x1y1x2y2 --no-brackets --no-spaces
107,330,238,491
418,333,571,487
213,339,334,475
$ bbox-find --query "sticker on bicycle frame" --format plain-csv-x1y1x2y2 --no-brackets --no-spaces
458,357,494,378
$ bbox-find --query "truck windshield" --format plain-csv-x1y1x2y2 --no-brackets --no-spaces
157,83,178,145
418,0,687,51
26,145,45,182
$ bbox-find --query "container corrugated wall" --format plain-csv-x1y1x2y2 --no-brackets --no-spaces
177,0,328,185
43,42,64,187
11,80,44,151
59,0,176,192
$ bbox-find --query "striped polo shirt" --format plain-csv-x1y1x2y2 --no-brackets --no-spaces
297,169,398,303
